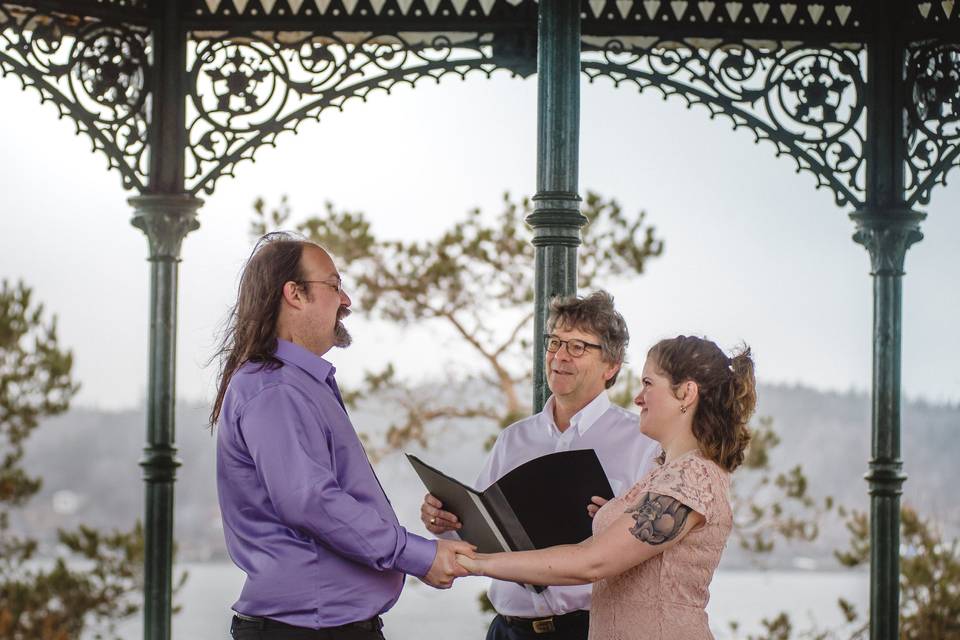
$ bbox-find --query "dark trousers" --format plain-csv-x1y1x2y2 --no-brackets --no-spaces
486,612,590,640
230,615,386,640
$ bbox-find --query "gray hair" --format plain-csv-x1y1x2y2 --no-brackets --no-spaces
547,290,629,388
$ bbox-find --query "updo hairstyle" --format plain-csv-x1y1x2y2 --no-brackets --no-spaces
647,336,756,472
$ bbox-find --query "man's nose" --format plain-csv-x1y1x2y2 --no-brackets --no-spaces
340,288,352,307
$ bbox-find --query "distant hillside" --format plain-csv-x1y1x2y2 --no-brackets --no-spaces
16,383,959,568
725,385,958,567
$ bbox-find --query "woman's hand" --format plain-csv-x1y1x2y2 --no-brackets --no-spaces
587,495,608,518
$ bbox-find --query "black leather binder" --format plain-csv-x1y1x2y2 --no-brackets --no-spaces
406,449,615,554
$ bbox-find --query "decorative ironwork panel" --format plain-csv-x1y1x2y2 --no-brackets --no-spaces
182,1,873,39
185,30,519,194
906,41,960,207
909,0,960,26
579,0,865,33
0,4,150,190
187,0,527,19
582,37,866,207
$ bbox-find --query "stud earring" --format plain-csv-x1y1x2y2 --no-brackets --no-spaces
680,405,687,414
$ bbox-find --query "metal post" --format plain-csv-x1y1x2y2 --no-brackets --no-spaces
130,195,201,640
527,0,585,413
854,4,925,637
851,212,923,639
135,0,195,636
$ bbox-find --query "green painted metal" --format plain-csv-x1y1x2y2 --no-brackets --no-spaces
528,0,586,413
851,212,923,639
135,2,199,638
149,0,189,193
130,194,202,640
852,5,926,636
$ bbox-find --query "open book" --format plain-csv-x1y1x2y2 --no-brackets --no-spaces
406,449,614,555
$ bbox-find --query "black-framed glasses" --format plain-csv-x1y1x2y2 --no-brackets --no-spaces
544,334,602,358
296,276,345,295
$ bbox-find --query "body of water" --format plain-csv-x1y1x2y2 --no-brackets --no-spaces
97,564,869,639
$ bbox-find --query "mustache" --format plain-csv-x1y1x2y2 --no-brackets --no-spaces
337,306,351,320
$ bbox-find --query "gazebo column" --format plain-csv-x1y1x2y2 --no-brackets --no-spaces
130,195,201,640
133,1,196,638
851,212,923,639
854,7,925,637
527,0,586,412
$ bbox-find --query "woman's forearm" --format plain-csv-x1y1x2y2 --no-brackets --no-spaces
471,543,605,586
460,497,705,586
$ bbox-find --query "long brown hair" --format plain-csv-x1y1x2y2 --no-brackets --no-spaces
209,232,310,426
647,336,756,472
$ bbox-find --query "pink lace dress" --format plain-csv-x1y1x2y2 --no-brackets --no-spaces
588,450,731,640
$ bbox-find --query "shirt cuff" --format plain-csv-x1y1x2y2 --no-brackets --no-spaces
396,532,438,578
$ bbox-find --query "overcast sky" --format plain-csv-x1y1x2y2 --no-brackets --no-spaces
2,71,958,411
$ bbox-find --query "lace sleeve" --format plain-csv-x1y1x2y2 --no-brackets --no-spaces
644,455,717,523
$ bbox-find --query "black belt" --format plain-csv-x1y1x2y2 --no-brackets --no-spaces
501,610,589,634
233,613,383,633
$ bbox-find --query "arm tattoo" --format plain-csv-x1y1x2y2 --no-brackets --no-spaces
624,492,693,545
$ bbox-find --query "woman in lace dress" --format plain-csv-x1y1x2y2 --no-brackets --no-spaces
458,336,757,640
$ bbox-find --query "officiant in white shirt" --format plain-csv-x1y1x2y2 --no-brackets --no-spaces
419,291,658,640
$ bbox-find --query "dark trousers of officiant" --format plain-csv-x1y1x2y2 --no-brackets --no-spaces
486,611,589,640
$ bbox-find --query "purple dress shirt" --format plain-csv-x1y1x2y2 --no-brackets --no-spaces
216,339,437,628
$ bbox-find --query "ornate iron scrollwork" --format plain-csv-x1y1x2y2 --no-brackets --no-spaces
4,1,956,210
0,4,150,190
581,37,866,207
905,41,960,207
186,30,515,194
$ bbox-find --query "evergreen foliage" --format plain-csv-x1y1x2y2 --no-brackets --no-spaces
0,280,144,640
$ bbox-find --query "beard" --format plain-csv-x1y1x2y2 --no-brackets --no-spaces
333,306,352,348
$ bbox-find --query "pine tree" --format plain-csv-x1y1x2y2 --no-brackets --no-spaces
0,280,145,640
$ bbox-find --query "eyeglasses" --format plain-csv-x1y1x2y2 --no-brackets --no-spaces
295,276,345,295
544,334,602,358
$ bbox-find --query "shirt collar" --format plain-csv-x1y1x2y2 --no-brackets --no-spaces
541,391,612,437
274,338,335,384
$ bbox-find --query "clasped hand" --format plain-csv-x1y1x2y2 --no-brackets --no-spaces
420,539,477,589
455,551,484,576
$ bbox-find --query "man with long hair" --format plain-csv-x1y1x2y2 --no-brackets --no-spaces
211,232,475,640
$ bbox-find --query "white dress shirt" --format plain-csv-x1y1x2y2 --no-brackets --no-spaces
475,391,659,617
